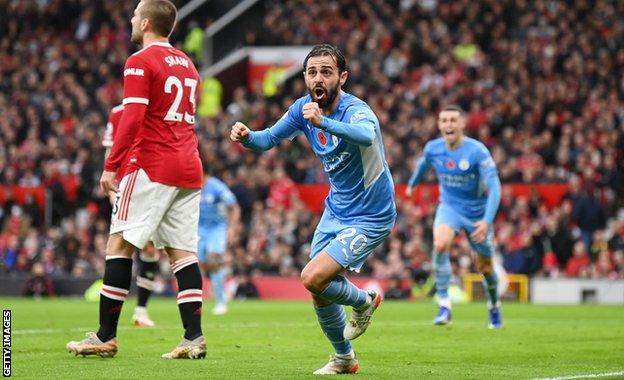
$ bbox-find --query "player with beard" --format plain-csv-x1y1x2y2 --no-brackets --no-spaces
230,44,396,375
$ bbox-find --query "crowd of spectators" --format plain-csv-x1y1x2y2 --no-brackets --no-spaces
1,0,623,292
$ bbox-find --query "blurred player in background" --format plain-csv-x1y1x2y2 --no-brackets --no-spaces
406,105,503,329
102,104,159,327
67,0,206,359
231,44,396,375
198,165,240,315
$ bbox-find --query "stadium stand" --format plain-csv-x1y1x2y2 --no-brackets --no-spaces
0,0,622,289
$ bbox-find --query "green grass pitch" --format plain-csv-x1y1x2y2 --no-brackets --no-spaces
3,297,623,379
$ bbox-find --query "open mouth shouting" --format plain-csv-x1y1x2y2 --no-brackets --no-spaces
443,129,456,137
314,86,327,102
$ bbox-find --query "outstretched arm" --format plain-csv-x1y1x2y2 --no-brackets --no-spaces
232,104,302,151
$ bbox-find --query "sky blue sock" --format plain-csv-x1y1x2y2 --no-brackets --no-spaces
317,275,368,308
434,252,451,299
210,268,226,305
314,303,352,355
483,271,499,307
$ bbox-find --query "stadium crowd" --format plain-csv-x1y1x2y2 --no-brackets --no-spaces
1,0,623,291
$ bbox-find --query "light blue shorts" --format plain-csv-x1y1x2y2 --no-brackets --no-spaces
433,203,494,257
197,225,227,262
310,211,391,272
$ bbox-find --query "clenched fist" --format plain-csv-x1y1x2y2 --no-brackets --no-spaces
230,121,250,142
302,102,323,127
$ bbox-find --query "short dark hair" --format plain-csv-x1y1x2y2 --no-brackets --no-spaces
141,0,177,38
442,104,466,116
303,44,347,73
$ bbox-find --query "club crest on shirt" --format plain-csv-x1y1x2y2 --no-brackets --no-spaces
459,159,470,170
446,159,456,169
317,131,327,145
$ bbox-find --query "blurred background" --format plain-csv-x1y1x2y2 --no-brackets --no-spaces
0,0,623,304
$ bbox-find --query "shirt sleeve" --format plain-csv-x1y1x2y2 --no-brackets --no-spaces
102,120,114,148
105,103,146,172
475,145,501,224
407,144,431,188
318,105,376,146
243,101,303,151
219,182,237,206
122,54,151,106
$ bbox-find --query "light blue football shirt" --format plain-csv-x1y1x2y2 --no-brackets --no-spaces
409,136,500,221
199,177,236,229
244,91,396,229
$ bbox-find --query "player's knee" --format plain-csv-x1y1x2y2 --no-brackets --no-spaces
106,233,135,258
300,268,325,294
202,253,222,272
477,258,493,275
433,240,451,253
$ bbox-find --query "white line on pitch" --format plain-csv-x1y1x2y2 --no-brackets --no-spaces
533,371,624,380
13,320,437,335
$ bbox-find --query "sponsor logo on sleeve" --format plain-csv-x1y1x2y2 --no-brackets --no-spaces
349,110,369,123
479,157,496,168
124,68,144,77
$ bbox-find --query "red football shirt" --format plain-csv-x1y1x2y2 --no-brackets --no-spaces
106,42,202,189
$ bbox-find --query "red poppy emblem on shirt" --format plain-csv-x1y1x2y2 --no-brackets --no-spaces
317,131,327,145
446,159,456,169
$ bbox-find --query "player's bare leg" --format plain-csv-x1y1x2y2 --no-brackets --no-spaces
202,254,228,315
161,248,206,359
432,224,455,325
133,242,159,327
67,233,134,357
477,256,502,329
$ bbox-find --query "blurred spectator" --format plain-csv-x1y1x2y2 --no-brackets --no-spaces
573,185,606,252
565,242,591,278
234,273,260,299
23,262,55,297
384,277,411,300
0,0,622,285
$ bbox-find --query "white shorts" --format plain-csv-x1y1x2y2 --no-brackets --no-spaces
110,169,199,253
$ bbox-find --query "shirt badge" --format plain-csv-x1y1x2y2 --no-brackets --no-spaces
446,159,456,169
459,159,470,170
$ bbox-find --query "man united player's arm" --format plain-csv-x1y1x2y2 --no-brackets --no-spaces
104,103,146,172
